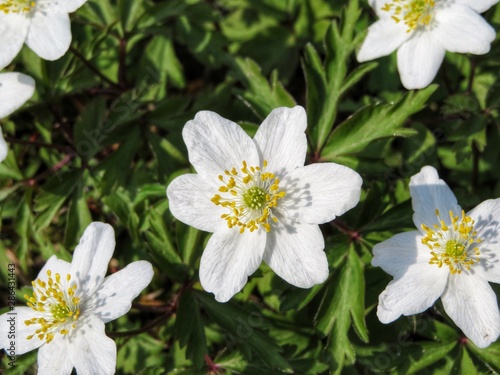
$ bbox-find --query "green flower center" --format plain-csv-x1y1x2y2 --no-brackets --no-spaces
445,240,465,258
243,186,267,209
382,0,436,32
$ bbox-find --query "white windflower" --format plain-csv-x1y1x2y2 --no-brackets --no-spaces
372,166,500,348
357,0,498,89
0,222,154,374
0,0,89,69
0,71,35,162
167,106,362,302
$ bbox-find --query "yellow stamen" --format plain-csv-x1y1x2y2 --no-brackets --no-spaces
422,209,481,274
382,0,436,32
211,160,285,233
24,270,80,344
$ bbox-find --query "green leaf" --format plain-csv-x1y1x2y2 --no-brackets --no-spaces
175,289,207,368
467,340,500,371
99,127,141,195
316,246,367,372
33,170,80,232
73,97,107,159
457,348,478,375
143,208,188,282
64,173,92,249
196,291,292,372
232,57,296,119
4,350,37,375
322,85,438,160
395,342,456,374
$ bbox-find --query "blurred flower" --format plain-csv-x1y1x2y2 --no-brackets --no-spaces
357,0,498,89
167,106,362,302
0,71,35,162
0,222,154,374
372,166,500,348
0,0,89,69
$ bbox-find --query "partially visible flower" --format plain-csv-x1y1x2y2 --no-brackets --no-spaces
0,222,154,374
357,0,498,89
167,106,362,302
0,0,89,69
372,166,500,348
0,71,35,162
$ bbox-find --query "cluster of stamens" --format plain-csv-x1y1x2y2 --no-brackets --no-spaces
24,270,81,344
0,0,36,14
211,160,285,233
381,0,436,32
421,209,481,275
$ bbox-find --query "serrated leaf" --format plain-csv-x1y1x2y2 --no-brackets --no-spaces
175,289,207,368
33,170,80,231
322,85,437,160
196,291,292,372
64,173,92,249
395,342,456,374
232,57,295,119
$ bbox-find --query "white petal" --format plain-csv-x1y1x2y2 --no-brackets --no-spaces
166,173,224,233
454,0,499,13
372,231,430,278
253,106,306,176
409,166,461,235
36,255,72,284
37,0,89,13
263,222,328,288
183,111,260,181
37,336,73,375
441,273,500,348
357,19,411,62
70,315,116,375
25,11,71,61
434,5,496,55
467,199,500,284
199,226,266,302
0,73,35,119
0,307,43,355
280,163,362,224
0,127,7,163
397,31,445,89
92,261,154,323
70,222,115,297
0,13,30,70
376,262,448,323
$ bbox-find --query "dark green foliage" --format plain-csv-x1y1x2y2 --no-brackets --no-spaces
2,0,500,374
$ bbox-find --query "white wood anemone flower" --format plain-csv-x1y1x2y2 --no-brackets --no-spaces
0,0,89,70
372,166,500,348
0,222,154,374
0,71,35,162
357,0,498,89
167,106,363,302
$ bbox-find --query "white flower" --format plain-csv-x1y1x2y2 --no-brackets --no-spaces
166,106,362,302
357,0,498,89
0,0,89,69
0,71,35,162
0,222,154,374
372,166,500,348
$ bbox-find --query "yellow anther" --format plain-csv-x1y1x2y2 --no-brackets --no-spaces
211,160,285,233
382,0,435,32
24,271,80,344
423,209,481,274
